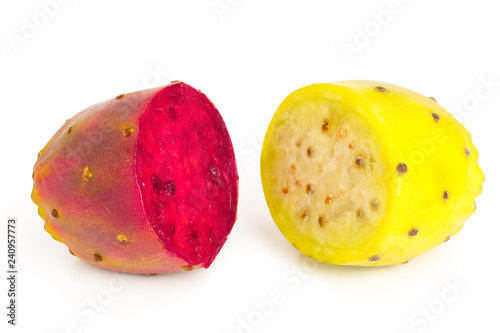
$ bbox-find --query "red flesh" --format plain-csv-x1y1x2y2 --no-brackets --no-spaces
136,83,238,267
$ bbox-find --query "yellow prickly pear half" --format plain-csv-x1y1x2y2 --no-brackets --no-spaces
32,82,238,274
260,80,484,266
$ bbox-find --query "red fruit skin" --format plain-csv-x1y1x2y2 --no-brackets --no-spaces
31,82,238,274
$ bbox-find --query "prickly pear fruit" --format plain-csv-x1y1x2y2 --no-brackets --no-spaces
32,82,238,274
260,80,484,266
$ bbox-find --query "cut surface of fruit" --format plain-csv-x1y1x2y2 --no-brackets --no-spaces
265,96,390,255
136,83,238,267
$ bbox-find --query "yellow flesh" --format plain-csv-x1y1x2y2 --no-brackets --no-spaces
261,81,484,266
267,97,389,256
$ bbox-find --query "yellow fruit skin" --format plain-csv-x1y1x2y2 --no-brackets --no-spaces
261,80,484,266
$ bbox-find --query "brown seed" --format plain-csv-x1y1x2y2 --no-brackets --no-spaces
318,216,325,228
472,202,477,210
355,156,365,168
117,234,128,243
375,86,387,92
282,188,289,194
122,127,134,137
322,120,329,132
181,265,193,271
69,249,75,256
301,210,309,220
370,200,378,211
443,191,449,202
429,97,437,102
295,180,302,187
465,148,470,157
325,193,333,204
336,128,346,142
401,260,410,265
290,164,296,175
147,273,158,276
295,139,303,148
356,208,364,219
306,184,313,194
32,172,35,180
443,235,451,243
368,255,381,262
307,147,313,157
67,126,73,134
93,253,103,262
408,228,419,237
52,209,59,218
397,163,408,176
431,112,440,122
116,93,125,99
348,143,354,149
83,167,93,182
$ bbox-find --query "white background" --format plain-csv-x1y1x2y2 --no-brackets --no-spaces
1,1,499,332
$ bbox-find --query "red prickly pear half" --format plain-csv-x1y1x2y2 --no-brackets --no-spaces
32,82,239,274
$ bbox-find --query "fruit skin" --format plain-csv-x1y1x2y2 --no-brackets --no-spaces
261,80,484,266
32,82,238,274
